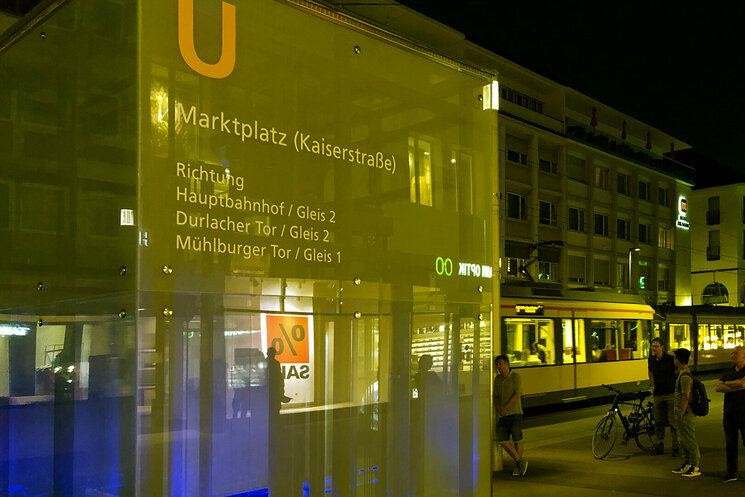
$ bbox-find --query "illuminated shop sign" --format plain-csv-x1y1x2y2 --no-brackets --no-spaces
435,257,492,279
639,276,647,289
0,324,30,336
261,314,314,403
676,196,689,230
515,305,544,315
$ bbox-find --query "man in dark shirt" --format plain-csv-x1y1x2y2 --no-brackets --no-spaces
715,346,745,482
648,337,679,455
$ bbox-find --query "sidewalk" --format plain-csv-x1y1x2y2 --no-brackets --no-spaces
493,379,744,496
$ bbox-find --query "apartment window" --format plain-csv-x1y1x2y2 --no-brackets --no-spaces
506,257,528,278
658,186,670,207
594,258,610,286
617,173,631,196
567,255,585,284
538,261,558,281
594,166,610,189
86,194,118,237
594,213,609,236
20,184,67,234
638,180,650,201
708,230,720,260
568,207,585,232
617,263,629,289
617,218,631,240
539,159,558,174
567,156,586,183
658,267,670,291
506,193,527,220
539,201,557,225
506,149,528,165
638,223,650,244
707,196,720,225
658,227,673,249
408,137,433,206
742,197,745,224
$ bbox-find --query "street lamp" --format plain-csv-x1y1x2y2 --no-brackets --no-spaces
628,247,641,291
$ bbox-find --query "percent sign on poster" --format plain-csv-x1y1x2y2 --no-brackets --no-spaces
265,314,309,363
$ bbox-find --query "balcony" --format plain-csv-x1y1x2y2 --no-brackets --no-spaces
565,119,695,184
706,210,720,225
707,246,720,261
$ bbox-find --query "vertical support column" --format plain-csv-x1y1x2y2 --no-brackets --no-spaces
491,105,502,476
386,286,412,496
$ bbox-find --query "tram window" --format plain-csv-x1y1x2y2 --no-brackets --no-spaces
669,324,691,350
589,320,619,362
699,324,725,350
503,318,555,367
722,325,740,349
561,319,586,364
620,320,646,359
734,326,745,348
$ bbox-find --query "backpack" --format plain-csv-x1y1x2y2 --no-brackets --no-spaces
683,371,710,416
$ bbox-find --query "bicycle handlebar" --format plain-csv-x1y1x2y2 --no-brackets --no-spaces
601,384,622,394
601,384,651,402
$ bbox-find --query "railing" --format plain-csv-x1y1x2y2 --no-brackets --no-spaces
565,119,696,184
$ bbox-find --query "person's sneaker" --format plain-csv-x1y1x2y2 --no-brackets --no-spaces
681,466,701,478
520,459,529,476
720,474,737,483
672,464,691,474
511,465,521,477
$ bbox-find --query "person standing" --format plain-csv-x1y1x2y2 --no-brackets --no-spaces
648,337,680,456
494,355,527,476
671,348,701,477
715,345,745,483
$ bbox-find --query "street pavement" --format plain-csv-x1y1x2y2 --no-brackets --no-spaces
493,378,745,496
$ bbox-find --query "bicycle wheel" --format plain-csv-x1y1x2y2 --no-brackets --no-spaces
592,413,618,459
635,415,656,453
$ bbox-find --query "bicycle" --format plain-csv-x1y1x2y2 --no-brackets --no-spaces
591,384,656,459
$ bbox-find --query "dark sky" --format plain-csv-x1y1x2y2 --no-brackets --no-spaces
396,1,745,176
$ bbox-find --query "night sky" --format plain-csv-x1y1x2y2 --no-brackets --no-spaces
394,1,745,186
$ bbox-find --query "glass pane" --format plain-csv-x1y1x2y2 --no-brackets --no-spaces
135,0,496,495
590,320,619,362
670,324,691,350
0,0,138,494
504,318,555,367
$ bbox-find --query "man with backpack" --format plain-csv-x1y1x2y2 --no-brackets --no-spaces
715,346,745,483
671,348,701,477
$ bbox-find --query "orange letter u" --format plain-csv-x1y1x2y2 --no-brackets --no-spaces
178,0,236,79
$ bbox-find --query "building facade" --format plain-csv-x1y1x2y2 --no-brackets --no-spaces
690,183,745,306
453,45,695,405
